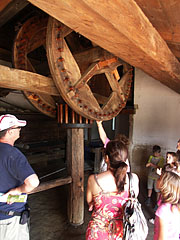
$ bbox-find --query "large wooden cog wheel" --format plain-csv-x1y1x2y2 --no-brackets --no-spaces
13,15,56,118
46,17,133,121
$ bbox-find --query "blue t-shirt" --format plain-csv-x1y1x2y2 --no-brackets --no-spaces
0,142,35,220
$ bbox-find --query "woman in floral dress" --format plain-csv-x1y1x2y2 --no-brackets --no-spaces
86,140,139,240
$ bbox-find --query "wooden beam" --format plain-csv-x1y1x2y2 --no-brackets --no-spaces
0,64,59,96
67,128,84,225
0,0,29,28
29,176,72,194
0,0,11,13
28,0,180,93
167,42,180,59
134,0,180,44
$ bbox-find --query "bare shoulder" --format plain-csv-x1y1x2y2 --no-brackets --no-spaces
96,171,117,191
87,174,95,185
96,171,113,183
96,171,108,179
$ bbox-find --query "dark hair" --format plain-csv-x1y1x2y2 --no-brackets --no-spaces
166,152,178,163
0,129,9,138
105,140,128,193
115,134,129,146
153,145,161,153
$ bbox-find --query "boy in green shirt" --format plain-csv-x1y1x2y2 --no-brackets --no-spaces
145,145,164,208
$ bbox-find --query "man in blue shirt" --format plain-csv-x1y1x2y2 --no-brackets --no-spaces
0,114,39,240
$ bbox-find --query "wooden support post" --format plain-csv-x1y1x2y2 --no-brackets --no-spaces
65,104,68,124
79,115,82,124
92,147,102,173
71,110,75,124
59,104,63,124
66,128,84,225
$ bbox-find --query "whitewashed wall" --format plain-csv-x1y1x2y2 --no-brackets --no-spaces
131,68,180,177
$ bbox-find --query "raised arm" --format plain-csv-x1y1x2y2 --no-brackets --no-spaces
96,121,108,145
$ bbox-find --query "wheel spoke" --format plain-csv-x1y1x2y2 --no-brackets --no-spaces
73,62,99,89
46,17,133,120
26,58,36,72
105,72,125,102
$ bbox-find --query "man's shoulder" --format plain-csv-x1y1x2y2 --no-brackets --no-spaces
0,142,12,148
0,142,26,159
13,147,27,161
0,142,14,155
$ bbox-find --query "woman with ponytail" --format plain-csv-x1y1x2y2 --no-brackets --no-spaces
86,140,139,240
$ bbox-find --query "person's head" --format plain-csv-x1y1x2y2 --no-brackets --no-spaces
0,114,26,145
166,152,178,164
114,134,129,146
153,145,161,157
157,166,180,207
105,140,128,193
177,139,180,151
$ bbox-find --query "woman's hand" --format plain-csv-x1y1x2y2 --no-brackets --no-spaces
96,120,102,126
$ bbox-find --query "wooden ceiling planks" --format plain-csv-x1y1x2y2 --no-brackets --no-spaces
0,0,12,12
134,0,180,43
126,0,180,64
28,0,180,93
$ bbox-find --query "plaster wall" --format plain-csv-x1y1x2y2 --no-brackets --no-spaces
131,68,180,178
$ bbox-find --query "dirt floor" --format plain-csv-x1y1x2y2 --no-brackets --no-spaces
28,168,155,240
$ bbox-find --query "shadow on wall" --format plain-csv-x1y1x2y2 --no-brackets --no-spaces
131,145,156,181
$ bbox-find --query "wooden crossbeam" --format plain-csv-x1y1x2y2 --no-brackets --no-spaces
0,0,29,27
28,0,180,93
29,176,72,194
0,64,59,96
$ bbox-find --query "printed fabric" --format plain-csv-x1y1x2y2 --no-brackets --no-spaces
86,190,128,239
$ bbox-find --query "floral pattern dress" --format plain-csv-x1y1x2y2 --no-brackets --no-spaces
86,176,129,240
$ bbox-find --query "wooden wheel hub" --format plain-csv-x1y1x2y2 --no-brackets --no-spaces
46,17,133,120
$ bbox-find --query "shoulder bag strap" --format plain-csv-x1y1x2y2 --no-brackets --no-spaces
127,172,136,198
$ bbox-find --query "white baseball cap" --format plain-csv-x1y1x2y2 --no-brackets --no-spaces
0,114,26,131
